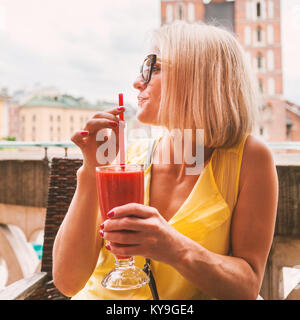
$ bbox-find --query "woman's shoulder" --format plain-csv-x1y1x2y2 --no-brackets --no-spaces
239,134,276,192
216,134,273,162
243,134,274,165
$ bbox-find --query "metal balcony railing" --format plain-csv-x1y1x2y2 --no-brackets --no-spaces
0,140,300,159
267,142,300,150
0,141,77,158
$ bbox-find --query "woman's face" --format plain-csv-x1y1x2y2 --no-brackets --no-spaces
133,54,162,125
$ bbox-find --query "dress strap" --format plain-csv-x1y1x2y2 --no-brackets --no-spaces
143,138,160,300
145,139,157,170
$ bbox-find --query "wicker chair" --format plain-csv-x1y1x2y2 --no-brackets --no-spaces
0,157,83,300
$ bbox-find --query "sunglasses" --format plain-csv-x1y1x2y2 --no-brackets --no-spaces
140,54,162,84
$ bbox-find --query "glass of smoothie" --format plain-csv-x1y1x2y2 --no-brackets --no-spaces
96,164,150,290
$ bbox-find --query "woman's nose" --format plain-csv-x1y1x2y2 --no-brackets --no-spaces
133,74,146,91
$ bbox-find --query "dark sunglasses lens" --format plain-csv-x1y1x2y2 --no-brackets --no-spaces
142,58,151,83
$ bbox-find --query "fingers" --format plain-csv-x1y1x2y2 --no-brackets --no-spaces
102,216,152,232
92,111,121,122
83,118,120,135
108,242,142,257
71,130,90,148
105,106,126,116
101,230,142,245
90,107,125,125
83,106,126,135
106,203,158,220
71,128,113,148
71,106,125,140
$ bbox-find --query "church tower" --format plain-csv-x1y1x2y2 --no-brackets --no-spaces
160,0,286,142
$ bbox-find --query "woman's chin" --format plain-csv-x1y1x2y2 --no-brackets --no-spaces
136,110,157,126
137,113,150,124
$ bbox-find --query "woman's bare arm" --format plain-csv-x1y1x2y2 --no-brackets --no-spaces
52,107,124,297
52,167,103,297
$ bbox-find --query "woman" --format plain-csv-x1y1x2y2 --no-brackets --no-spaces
53,21,278,300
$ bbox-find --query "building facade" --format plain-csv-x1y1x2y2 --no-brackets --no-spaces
285,100,300,141
160,0,289,142
18,95,114,142
0,92,10,139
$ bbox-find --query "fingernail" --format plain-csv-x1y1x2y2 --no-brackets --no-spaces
99,230,104,237
100,223,104,229
80,131,89,136
109,121,118,127
118,107,125,111
107,211,114,218
105,244,111,250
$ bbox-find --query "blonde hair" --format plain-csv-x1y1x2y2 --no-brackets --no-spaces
152,21,260,148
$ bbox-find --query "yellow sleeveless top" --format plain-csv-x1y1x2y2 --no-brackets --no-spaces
71,134,249,300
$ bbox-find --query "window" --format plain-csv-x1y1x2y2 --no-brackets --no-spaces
70,115,74,123
257,52,263,69
265,103,273,120
246,1,252,20
267,25,274,44
244,26,251,45
57,115,61,122
259,127,264,135
246,51,252,67
177,3,185,20
57,127,61,141
21,127,25,140
268,0,274,19
32,126,36,141
32,114,36,122
257,26,262,42
166,4,173,24
256,2,261,18
267,50,274,71
50,115,53,122
268,77,275,95
50,126,53,141
286,117,293,140
188,3,195,22
258,78,264,93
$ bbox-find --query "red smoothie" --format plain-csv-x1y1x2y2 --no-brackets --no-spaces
96,165,144,259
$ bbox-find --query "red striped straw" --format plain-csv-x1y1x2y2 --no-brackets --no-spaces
118,93,125,167
118,93,124,121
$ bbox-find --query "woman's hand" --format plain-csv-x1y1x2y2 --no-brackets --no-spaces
71,106,125,172
99,203,186,264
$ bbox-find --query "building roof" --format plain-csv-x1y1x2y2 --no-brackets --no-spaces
0,94,10,101
21,95,114,111
285,100,300,118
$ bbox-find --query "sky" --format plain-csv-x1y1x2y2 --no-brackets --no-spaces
0,0,299,108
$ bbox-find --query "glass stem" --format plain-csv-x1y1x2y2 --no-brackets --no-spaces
115,256,135,268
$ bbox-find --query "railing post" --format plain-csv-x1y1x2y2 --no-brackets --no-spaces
43,147,48,160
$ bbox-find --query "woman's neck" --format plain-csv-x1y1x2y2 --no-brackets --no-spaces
153,131,215,179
